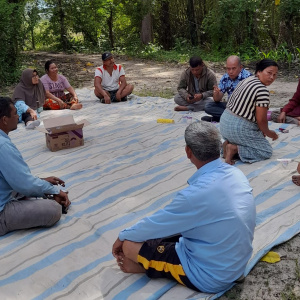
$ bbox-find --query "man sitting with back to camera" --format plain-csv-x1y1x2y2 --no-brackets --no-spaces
112,121,256,293
202,55,252,122
94,52,134,104
174,56,217,111
0,97,70,236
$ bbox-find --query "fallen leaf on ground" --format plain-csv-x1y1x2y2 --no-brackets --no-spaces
260,251,280,263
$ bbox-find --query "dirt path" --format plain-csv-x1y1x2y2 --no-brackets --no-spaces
7,52,300,299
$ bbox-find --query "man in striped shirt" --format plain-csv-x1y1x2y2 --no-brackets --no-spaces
94,52,134,104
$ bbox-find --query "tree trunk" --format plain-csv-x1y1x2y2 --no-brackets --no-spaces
107,7,114,49
160,1,172,50
58,0,68,51
187,0,197,46
276,20,293,49
141,13,153,44
31,28,35,49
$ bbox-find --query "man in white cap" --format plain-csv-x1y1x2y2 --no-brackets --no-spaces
94,52,134,104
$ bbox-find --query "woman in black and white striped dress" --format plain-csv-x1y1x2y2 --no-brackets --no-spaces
220,59,279,165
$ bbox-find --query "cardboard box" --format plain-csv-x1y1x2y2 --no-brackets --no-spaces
37,115,89,152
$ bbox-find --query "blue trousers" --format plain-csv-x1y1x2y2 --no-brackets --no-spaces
204,102,226,118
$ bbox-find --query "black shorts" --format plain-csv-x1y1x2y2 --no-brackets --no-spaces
100,89,127,103
137,235,200,291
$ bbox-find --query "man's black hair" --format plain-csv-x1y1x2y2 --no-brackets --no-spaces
0,97,13,119
189,56,203,68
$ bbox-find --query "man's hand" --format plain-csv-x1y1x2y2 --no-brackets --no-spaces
104,94,111,104
186,94,202,103
213,85,223,102
112,237,124,260
277,111,286,123
43,176,65,186
194,93,203,101
53,190,71,208
116,91,122,102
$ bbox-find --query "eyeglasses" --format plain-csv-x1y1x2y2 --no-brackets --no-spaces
32,74,39,78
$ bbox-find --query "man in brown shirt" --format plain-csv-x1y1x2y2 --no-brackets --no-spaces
174,56,217,111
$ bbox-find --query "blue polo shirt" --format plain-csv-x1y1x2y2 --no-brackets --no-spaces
119,158,256,293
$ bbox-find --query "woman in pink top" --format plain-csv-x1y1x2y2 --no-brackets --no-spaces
40,60,82,110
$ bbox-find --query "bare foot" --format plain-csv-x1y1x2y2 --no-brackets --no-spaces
70,103,83,110
292,175,300,186
174,105,188,111
118,257,145,273
222,140,228,158
297,162,300,174
225,143,238,165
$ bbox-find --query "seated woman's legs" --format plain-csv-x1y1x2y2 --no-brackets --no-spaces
220,110,273,164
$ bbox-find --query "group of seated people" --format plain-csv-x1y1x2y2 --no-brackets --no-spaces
12,51,134,129
175,55,300,167
13,61,83,130
1,51,300,295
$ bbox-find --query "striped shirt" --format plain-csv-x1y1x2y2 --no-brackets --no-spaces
227,76,270,122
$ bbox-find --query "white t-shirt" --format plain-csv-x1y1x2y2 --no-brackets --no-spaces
94,64,125,91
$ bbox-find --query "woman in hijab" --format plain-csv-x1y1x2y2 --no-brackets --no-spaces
12,69,45,129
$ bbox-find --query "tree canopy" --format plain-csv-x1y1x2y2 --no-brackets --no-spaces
1,0,300,86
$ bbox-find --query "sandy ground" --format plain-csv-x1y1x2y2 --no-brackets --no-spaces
6,52,300,299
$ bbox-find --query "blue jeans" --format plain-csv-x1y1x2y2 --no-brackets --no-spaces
204,102,226,118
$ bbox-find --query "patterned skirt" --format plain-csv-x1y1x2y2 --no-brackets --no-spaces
43,93,76,110
220,109,273,163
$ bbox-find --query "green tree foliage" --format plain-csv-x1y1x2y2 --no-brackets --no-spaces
202,0,259,53
24,0,41,50
2,0,300,88
0,0,25,86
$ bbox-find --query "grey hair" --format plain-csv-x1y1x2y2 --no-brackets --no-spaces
184,122,221,161
227,55,241,66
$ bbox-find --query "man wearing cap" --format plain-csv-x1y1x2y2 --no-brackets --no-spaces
94,52,134,104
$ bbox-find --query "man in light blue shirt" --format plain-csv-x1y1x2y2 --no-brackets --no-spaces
0,97,71,236
112,121,256,293
202,55,252,122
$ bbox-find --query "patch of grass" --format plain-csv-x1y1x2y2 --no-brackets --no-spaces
135,88,174,99
264,279,269,287
281,288,298,300
0,86,13,97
